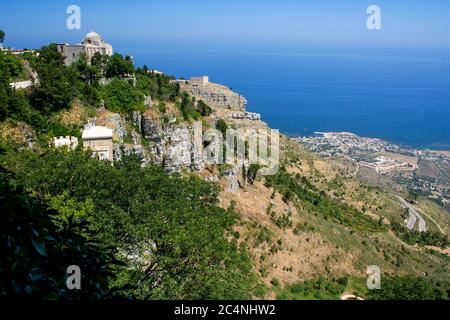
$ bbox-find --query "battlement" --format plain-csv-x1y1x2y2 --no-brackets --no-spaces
52,136,79,149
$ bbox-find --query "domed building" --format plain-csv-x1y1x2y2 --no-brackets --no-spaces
57,31,113,66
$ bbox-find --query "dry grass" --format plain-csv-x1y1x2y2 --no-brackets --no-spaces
56,101,89,126
0,121,34,147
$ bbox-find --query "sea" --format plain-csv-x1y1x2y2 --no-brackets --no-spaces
125,44,450,151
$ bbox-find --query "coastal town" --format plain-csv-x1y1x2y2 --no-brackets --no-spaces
296,132,450,208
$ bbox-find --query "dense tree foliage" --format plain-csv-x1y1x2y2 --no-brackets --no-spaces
0,51,23,79
197,100,212,117
1,147,262,299
215,119,228,137
368,276,449,300
0,51,29,121
105,53,134,78
98,78,145,113
0,148,116,299
180,93,199,120
0,29,5,44
30,44,75,114
276,277,349,300
177,92,213,120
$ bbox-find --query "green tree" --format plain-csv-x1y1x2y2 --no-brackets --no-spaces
91,52,109,75
30,44,73,114
99,78,144,113
197,100,212,116
0,52,27,121
0,148,117,299
180,93,199,120
0,29,5,44
0,51,23,79
106,53,134,78
2,147,262,299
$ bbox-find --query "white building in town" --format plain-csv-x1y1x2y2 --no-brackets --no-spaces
57,31,113,66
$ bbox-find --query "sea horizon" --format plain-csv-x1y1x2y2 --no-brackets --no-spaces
122,44,450,151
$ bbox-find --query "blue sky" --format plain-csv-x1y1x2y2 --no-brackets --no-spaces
2,0,450,51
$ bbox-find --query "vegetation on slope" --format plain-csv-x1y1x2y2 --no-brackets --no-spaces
0,149,116,299
367,276,450,300
1,30,449,300
0,146,263,299
265,167,384,233
391,222,449,248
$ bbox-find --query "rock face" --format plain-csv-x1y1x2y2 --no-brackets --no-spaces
138,111,205,173
176,80,247,110
163,125,193,173
229,112,261,121
223,163,247,192
83,105,248,189
142,114,162,143
132,111,142,133
85,111,152,165
124,144,149,166
144,95,153,108
89,110,128,143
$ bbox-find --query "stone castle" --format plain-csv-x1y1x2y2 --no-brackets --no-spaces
174,76,247,110
57,31,113,66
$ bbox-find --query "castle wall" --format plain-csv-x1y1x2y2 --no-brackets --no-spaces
83,138,114,161
176,79,247,111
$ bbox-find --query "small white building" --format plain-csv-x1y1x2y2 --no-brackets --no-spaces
82,126,114,161
52,136,79,149
10,80,34,90
57,31,113,66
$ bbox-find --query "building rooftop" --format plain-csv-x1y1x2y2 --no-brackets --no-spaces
82,126,113,139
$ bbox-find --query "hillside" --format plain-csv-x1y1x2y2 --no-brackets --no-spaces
0,42,449,300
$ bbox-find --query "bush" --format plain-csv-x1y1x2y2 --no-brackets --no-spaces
271,278,280,287
99,78,145,113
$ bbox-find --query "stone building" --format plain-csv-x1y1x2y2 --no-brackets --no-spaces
82,126,114,161
189,76,209,86
57,31,113,66
174,76,247,110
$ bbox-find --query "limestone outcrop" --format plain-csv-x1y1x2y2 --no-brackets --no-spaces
175,78,247,110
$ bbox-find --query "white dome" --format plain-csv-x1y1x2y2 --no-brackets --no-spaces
84,31,102,43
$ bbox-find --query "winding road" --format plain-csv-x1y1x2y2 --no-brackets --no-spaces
396,196,427,232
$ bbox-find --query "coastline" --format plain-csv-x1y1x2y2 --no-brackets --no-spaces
287,130,450,153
